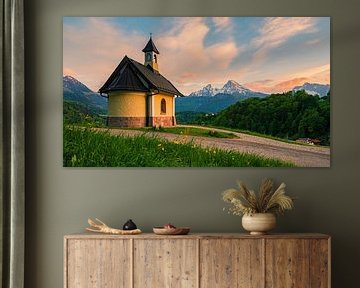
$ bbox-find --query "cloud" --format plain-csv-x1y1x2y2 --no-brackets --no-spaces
63,17,329,95
245,63,330,93
289,64,330,80
245,78,307,93
250,17,317,66
63,18,144,91
253,17,316,49
63,67,78,77
64,17,240,94
156,18,240,94
212,17,232,32
306,38,321,45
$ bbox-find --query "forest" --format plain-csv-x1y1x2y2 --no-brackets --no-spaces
187,90,330,145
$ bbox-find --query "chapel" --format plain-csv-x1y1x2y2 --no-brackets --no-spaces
99,36,183,127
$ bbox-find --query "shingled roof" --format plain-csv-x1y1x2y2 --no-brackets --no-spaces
142,37,160,54
99,56,183,96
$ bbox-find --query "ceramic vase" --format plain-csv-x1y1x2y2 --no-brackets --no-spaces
242,213,276,235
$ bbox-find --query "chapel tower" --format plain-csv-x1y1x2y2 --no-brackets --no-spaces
142,35,160,72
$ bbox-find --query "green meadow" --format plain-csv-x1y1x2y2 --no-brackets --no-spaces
63,126,295,167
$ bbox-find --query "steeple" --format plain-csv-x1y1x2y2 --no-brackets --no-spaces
143,34,160,72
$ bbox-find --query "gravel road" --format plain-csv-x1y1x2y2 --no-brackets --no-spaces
95,125,330,167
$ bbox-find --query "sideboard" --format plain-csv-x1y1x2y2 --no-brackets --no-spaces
64,233,330,288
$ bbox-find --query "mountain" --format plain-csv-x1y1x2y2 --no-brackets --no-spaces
221,80,254,95
177,80,267,113
63,75,107,113
189,84,217,97
189,80,256,97
63,75,93,94
292,82,330,96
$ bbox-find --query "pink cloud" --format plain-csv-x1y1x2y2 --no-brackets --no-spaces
64,17,240,94
63,67,78,78
63,17,328,96
157,18,240,94
212,17,232,32
245,63,330,94
246,78,308,94
253,17,316,49
63,18,144,91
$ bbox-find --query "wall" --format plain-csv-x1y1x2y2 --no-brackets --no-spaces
25,0,360,287
108,91,147,117
154,93,174,116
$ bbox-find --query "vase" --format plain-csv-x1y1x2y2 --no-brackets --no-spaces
242,213,276,235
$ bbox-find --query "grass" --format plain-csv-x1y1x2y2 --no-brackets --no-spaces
63,126,295,167
136,126,237,139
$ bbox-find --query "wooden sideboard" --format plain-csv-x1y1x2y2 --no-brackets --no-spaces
64,233,330,288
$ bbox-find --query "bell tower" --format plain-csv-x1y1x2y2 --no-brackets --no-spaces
142,34,160,72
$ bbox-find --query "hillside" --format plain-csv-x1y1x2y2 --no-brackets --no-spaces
176,92,267,113
212,90,330,145
63,75,107,112
64,101,106,126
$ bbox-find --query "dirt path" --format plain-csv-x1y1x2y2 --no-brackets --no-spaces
94,126,330,167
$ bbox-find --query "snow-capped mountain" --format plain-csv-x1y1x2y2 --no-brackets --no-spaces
63,75,107,111
63,75,93,94
221,80,252,95
292,82,330,97
189,84,217,97
177,80,267,113
189,80,255,97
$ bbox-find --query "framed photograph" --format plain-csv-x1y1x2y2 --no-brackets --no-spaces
63,17,330,167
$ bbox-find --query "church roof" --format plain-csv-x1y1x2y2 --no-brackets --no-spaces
99,56,183,96
142,37,160,54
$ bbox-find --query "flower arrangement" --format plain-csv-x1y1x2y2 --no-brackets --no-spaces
222,178,294,216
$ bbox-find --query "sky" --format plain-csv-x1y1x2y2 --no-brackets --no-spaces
63,17,330,95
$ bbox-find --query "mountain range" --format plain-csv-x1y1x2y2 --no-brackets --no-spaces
292,82,330,96
176,80,268,113
63,76,330,115
189,80,264,97
63,75,107,113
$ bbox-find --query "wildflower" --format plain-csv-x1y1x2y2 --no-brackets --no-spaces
71,155,77,165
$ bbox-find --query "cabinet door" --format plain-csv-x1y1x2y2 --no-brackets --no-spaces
66,239,131,288
266,239,311,288
200,239,264,288
309,239,330,288
133,239,198,288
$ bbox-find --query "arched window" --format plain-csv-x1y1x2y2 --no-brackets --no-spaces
161,98,166,114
